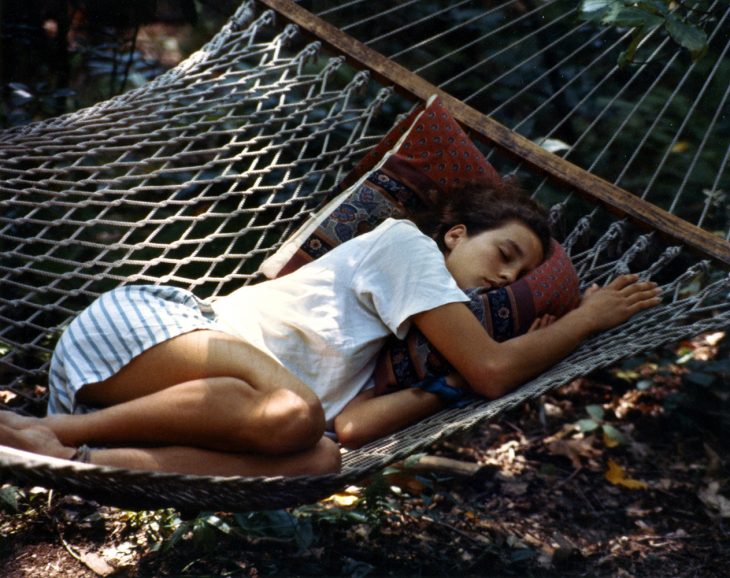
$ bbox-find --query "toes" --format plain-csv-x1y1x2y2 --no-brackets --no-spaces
0,422,74,460
0,410,35,429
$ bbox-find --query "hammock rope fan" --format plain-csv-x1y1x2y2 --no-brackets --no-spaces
0,0,728,511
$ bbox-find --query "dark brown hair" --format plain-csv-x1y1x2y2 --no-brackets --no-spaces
413,179,551,258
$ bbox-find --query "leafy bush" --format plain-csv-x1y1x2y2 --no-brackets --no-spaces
579,0,711,66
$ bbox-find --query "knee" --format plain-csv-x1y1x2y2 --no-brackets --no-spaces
255,388,326,454
308,437,342,475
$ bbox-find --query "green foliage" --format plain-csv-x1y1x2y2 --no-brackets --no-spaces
0,485,24,512
148,501,373,557
135,465,435,562
576,404,628,446
666,353,730,432
361,467,399,514
579,0,710,65
120,508,183,551
0,485,55,515
234,510,315,552
614,335,729,435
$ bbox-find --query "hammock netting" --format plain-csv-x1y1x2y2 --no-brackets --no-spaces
0,0,728,511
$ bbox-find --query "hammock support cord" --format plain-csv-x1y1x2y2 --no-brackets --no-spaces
310,0,730,243
0,1,729,511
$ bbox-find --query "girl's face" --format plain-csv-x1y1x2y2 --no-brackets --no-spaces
443,220,544,289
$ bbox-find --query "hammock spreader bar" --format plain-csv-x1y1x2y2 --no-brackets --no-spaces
260,0,730,266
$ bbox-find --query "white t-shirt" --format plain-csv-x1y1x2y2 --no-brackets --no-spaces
211,218,469,427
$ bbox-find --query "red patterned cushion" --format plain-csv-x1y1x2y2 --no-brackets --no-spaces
523,240,581,318
261,95,502,277
337,103,425,190
341,96,502,193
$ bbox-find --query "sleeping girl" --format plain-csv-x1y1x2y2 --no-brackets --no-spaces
0,184,660,476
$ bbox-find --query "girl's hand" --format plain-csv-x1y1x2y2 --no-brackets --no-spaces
528,314,556,332
578,274,662,333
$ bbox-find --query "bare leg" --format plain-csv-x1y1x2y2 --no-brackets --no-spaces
77,329,321,408
46,330,326,455
0,329,341,475
90,437,341,476
0,418,341,476
47,378,321,455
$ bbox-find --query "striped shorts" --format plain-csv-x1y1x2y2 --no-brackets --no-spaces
47,285,221,415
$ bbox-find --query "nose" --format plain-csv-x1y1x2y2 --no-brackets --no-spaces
499,268,518,285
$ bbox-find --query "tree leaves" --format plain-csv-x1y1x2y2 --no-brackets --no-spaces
578,0,710,65
589,3,664,28
665,12,709,59
586,404,605,422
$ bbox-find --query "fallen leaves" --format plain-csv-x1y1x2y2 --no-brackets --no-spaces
605,459,648,490
324,490,361,508
545,436,601,469
481,438,529,475
698,481,730,518
677,331,726,362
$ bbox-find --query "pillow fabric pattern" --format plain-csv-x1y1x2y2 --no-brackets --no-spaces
270,157,431,276
338,97,501,192
336,103,426,191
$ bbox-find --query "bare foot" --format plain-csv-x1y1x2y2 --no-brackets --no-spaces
0,421,75,460
0,409,37,429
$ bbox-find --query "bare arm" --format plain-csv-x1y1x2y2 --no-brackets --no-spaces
413,274,661,399
333,319,551,449
334,274,660,448
334,387,446,449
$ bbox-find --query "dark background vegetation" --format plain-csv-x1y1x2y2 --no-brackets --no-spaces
1,1,728,576
0,0,239,127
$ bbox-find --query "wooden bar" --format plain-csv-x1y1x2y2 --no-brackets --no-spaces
258,0,730,266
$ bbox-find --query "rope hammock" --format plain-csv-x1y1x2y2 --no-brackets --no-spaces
0,0,728,511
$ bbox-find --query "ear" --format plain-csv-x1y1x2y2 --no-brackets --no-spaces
443,224,468,251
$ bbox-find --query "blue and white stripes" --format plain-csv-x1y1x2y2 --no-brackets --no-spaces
47,285,219,415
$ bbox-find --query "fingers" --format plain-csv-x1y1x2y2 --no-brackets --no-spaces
627,286,662,312
607,273,640,290
581,284,600,304
528,314,556,332
609,275,661,299
613,278,662,319
621,281,659,297
577,275,663,333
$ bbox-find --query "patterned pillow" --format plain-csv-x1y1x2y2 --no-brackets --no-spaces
338,97,501,192
372,239,581,395
260,95,502,278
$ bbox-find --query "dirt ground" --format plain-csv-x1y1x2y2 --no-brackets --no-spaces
1,337,729,577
